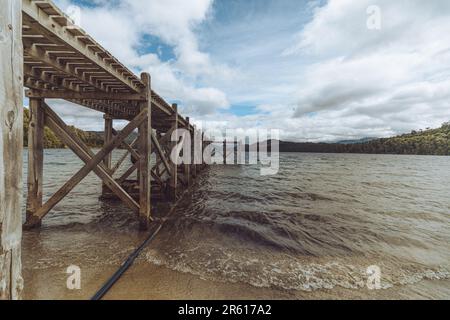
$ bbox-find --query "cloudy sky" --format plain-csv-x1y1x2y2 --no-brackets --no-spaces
48,0,450,142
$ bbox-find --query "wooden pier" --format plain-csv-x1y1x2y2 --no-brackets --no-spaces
1,0,208,299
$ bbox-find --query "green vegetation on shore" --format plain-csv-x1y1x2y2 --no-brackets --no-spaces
24,108,104,149
339,122,450,155
278,122,450,155
24,107,449,156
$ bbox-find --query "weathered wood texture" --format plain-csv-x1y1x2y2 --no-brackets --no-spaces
102,115,113,194
138,73,152,229
185,118,191,187
0,0,24,300
26,98,44,226
170,104,178,200
26,106,148,224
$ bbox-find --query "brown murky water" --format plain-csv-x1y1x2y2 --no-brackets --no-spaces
22,150,450,299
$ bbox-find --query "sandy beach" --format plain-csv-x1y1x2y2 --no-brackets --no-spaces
23,258,450,300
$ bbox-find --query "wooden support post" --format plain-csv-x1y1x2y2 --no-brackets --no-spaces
138,73,152,229
201,132,205,170
185,117,191,187
223,138,227,165
192,126,197,179
0,0,23,300
103,115,113,168
102,115,113,195
169,104,178,201
36,104,140,216
26,107,148,223
25,98,45,228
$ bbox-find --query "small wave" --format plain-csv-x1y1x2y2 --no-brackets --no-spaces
143,247,450,293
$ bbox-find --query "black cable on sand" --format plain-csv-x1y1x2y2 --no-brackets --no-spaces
91,190,188,301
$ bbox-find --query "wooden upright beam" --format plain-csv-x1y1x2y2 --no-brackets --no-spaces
170,104,178,201
103,115,113,168
28,107,148,223
192,126,197,179
185,117,191,187
138,73,152,229
102,115,113,194
0,0,23,300
25,98,45,228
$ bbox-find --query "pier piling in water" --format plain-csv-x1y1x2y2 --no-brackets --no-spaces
18,0,207,230
1,0,209,298
0,0,211,299
0,0,24,300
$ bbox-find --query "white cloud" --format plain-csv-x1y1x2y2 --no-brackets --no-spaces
52,0,231,125
50,0,450,140
284,0,450,139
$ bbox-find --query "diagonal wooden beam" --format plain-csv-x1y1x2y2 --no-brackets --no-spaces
111,138,138,175
151,131,173,178
112,129,140,162
117,162,139,185
30,107,148,221
43,113,139,215
43,103,113,175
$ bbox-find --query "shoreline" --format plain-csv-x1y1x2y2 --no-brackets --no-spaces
23,257,450,300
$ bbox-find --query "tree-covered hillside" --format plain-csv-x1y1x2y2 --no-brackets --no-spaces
275,122,450,156
339,122,450,155
24,108,104,149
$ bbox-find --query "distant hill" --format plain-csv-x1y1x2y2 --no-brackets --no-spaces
258,122,450,156
24,108,104,149
336,137,377,145
339,122,450,155
24,108,450,156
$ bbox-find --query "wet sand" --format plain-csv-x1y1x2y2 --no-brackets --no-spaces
23,257,450,300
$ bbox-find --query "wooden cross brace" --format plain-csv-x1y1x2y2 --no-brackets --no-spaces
24,104,149,229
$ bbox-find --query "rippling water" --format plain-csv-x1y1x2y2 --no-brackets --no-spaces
22,150,450,298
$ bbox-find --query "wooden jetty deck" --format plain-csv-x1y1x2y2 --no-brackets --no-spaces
1,0,208,299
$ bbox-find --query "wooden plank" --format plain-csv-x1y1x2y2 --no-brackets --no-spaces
0,0,23,300
31,107,148,221
22,0,143,93
138,73,152,229
25,89,146,101
25,98,44,228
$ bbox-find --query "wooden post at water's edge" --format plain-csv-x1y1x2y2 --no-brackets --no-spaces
185,117,191,187
0,0,24,300
102,115,113,195
169,104,178,201
26,98,44,227
138,73,152,229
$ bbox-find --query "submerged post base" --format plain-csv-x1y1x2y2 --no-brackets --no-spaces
23,214,42,230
